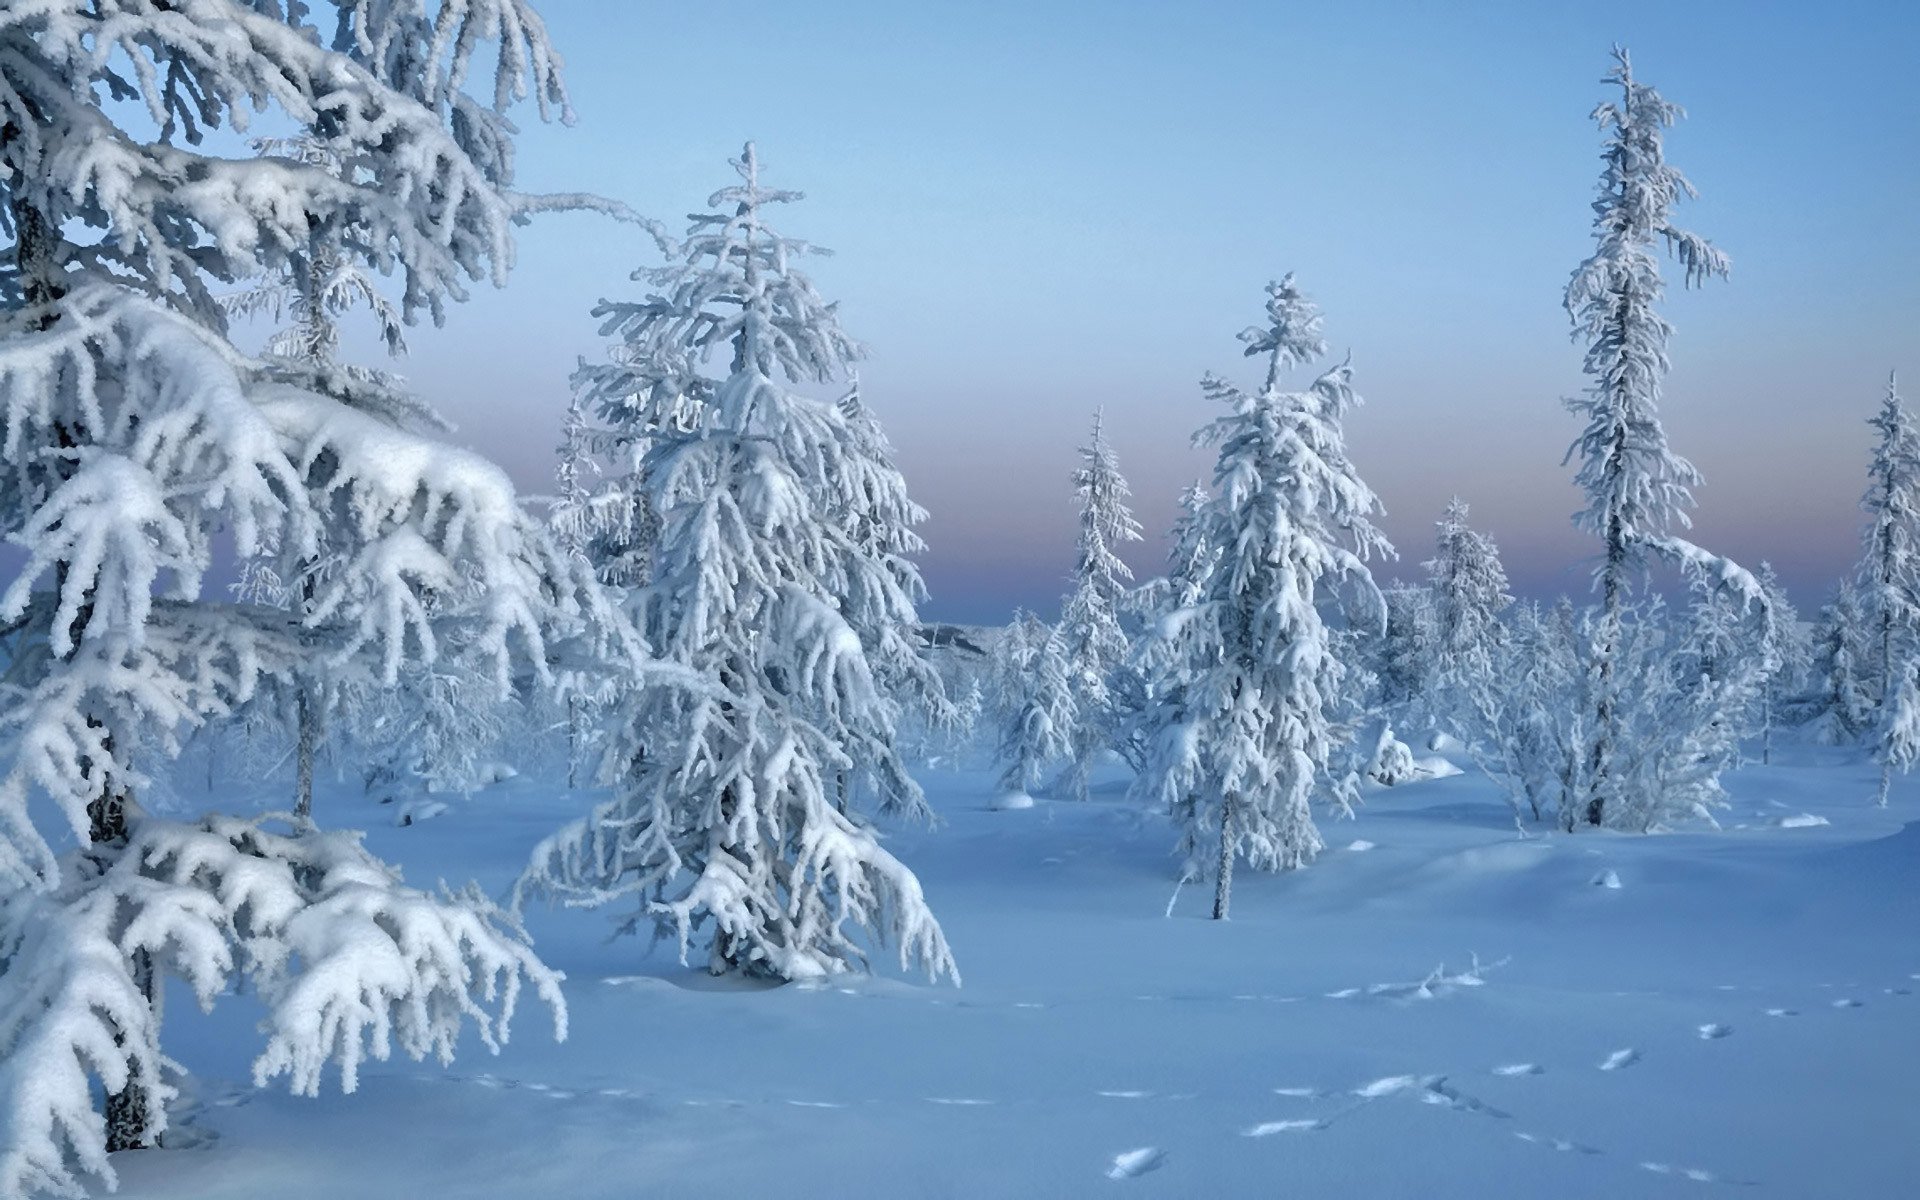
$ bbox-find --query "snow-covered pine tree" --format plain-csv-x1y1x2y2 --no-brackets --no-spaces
834,372,953,742
1372,582,1437,720
1129,482,1213,790
1467,599,1581,823
1423,497,1514,757
0,3,625,1189
1562,46,1734,828
544,392,633,788
984,611,1035,730
1052,408,1144,801
1753,562,1811,764
517,145,955,984
1806,582,1876,745
1136,276,1392,919
996,621,1078,805
1857,374,1920,727
1672,559,1768,769
220,133,418,822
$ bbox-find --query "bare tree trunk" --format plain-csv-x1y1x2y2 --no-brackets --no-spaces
1211,798,1235,921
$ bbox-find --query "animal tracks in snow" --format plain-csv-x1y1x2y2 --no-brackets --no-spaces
1243,1118,1326,1136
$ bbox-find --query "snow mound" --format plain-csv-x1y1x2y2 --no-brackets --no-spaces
1105,1147,1165,1179
1775,813,1829,829
394,799,449,827
1592,869,1623,889
989,791,1036,811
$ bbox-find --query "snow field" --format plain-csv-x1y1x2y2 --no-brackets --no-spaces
117,747,1920,1198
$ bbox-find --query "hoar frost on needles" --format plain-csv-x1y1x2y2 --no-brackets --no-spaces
1135,275,1392,920
0,2,633,1192
517,144,956,985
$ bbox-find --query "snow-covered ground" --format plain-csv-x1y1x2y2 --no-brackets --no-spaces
120,746,1919,1198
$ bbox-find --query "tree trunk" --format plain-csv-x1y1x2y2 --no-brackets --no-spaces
566,697,581,790
294,682,317,822
104,949,156,1153
89,785,156,1152
13,141,157,1154
1586,535,1623,828
1211,798,1235,921
1761,690,1772,767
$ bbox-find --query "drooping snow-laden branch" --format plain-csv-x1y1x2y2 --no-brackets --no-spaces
0,809,566,1199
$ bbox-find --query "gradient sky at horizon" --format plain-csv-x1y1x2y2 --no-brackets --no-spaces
361,0,1918,624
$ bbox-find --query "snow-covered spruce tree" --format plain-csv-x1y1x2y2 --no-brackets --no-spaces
833,372,953,742
1129,481,1214,800
1753,562,1811,765
996,621,1077,805
517,145,955,984
1856,374,1920,725
1426,499,1513,717
0,3,621,1190
985,610,1044,734
1136,276,1392,919
1468,599,1583,823
1371,582,1437,721
1562,46,1738,828
1422,499,1518,788
220,133,417,822
1806,582,1876,745
1672,560,1768,761
543,393,635,788
1052,408,1143,801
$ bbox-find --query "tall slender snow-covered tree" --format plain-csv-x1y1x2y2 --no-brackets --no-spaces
1136,276,1392,919
1859,376,1920,804
1053,408,1143,801
1562,46,1734,828
0,3,621,1189
517,145,955,985
1856,374,1920,724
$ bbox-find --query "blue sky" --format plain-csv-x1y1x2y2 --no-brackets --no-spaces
379,0,1919,623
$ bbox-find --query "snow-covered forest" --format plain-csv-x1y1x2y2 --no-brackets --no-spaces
0,5,1914,1197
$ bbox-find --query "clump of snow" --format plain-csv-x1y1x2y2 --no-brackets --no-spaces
990,791,1037,811
393,799,450,827
1105,1147,1166,1179
1593,869,1623,889
1775,813,1829,829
